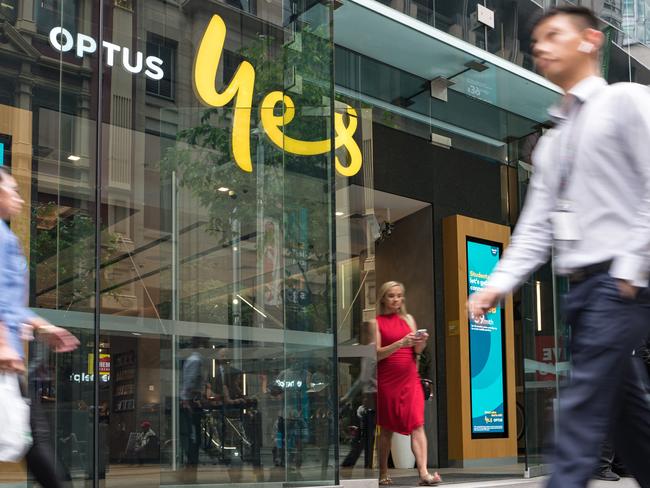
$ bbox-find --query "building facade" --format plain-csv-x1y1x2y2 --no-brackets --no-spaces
0,0,647,487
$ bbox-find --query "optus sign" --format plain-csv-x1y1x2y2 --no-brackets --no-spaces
48,27,164,81
194,15,362,177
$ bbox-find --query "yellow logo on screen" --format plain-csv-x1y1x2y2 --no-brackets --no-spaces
193,15,362,176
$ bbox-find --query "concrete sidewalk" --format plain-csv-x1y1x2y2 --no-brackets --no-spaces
443,479,640,488
414,478,638,488
385,475,640,487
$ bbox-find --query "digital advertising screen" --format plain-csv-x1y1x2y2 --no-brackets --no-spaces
0,134,11,168
466,237,508,438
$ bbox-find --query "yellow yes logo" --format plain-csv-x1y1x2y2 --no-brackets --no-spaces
194,15,362,177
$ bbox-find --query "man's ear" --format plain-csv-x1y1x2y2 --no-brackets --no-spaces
583,28,605,53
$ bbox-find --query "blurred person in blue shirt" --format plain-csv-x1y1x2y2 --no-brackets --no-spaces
0,167,79,488
0,169,79,360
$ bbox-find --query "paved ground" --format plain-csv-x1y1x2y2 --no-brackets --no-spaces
388,474,641,487
443,479,640,488
0,476,641,487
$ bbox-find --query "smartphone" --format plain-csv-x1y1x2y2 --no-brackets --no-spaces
415,329,428,337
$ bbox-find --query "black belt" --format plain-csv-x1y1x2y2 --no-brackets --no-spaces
567,260,612,284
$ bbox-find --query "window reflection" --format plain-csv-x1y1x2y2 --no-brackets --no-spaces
0,0,336,485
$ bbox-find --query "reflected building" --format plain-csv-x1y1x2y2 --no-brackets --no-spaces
624,0,650,45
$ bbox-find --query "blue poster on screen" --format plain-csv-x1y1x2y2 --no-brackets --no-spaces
467,239,507,437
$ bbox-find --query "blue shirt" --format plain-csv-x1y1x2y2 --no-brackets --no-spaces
488,76,650,293
0,220,36,357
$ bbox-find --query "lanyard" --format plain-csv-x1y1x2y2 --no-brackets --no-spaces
556,97,586,202
555,86,606,202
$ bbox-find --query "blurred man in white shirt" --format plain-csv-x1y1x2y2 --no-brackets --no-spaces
469,6,650,488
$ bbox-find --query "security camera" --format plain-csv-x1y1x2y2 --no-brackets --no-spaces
375,221,395,243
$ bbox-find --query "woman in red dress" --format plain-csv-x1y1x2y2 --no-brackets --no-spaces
375,281,441,486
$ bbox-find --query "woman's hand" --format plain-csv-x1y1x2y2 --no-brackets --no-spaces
400,332,417,348
0,323,24,373
0,344,24,373
413,331,428,354
41,326,80,352
33,320,80,353
414,332,429,343
401,331,429,348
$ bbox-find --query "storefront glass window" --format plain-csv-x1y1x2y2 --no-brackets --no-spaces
1,0,338,486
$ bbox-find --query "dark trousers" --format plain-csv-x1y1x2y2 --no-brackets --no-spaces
180,406,202,466
26,400,67,488
597,437,615,472
547,273,650,488
341,408,376,468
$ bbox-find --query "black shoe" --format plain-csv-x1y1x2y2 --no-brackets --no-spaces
612,466,633,478
594,469,621,481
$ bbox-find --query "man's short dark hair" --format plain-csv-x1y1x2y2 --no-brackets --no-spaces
531,5,600,33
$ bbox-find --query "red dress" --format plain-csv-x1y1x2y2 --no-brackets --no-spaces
377,313,425,435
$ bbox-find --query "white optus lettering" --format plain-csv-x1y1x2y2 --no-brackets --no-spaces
102,41,121,66
76,33,97,58
122,47,143,73
145,56,164,81
48,27,165,81
49,27,74,52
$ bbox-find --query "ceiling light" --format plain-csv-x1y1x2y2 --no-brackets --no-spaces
335,211,345,217
218,187,230,192
67,155,80,161
319,0,342,8
430,132,452,149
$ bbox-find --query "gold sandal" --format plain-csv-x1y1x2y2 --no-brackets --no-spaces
379,474,393,485
418,472,442,486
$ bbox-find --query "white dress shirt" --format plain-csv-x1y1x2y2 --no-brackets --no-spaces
488,76,650,293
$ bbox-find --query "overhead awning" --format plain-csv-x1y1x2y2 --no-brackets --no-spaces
333,0,561,145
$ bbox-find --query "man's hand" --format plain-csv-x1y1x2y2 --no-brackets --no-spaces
616,279,639,300
468,287,503,321
38,325,80,353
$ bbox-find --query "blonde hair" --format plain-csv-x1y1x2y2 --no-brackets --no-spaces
377,281,408,317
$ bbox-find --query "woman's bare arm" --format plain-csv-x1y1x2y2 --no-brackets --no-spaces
405,314,428,354
376,319,417,361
